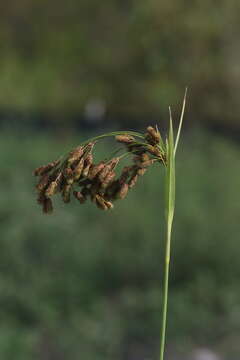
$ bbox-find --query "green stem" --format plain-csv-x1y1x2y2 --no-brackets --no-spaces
80,130,144,147
159,110,176,360
159,217,173,360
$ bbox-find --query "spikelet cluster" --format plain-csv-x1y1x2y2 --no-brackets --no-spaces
34,126,165,214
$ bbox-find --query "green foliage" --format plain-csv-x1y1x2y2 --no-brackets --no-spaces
0,1,240,128
0,129,239,359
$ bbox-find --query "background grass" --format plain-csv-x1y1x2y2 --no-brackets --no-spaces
0,128,239,359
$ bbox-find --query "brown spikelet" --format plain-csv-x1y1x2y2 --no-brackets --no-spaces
88,162,106,180
45,173,62,197
95,195,108,210
100,171,116,189
146,145,161,157
45,181,57,197
73,158,84,180
34,159,61,177
67,146,84,165
37,192,46,205
128,173,138,189
82,154,93,177
119,166,132,184
98,158,119,182
134,154,152,167
116,183,129,199
36,174,51,192
137,167,147,176
105,180,120,200
73,190,87,204
145,126,160,145
115,134,135,144
42,198,53,214
105,200,114,209
62,184,72,203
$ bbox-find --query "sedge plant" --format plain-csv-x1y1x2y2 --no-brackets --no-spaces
33,90,187,360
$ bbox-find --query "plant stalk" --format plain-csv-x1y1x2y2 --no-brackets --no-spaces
159,217,174,360
159,108,176,360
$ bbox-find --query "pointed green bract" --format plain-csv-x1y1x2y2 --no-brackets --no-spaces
174,88,187,156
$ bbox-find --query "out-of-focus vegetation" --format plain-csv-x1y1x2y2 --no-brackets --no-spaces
0,1,240,130
0,129,239,359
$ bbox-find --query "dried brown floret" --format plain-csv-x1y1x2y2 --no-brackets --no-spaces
62,184,72,203
146,145,162,157
119,166,132,184
67,146,84,165
73,157,84,180
82,154,93,177
36,174,51,192
73,190,87,204
42,198,53,214
128,173,138,189
133,154,154,168
145,126,160,145
88,161,106,180
115,183,129,199
95,194,112,210
100,170,116,190
105,200,114,209
98,158,119,182
63,167,74,185
45,173,62,197
137,168,147,176
115,134,135,144
105,180,120,200
34,159,61,177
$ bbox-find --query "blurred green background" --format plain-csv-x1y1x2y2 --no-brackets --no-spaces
0,1,240,359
